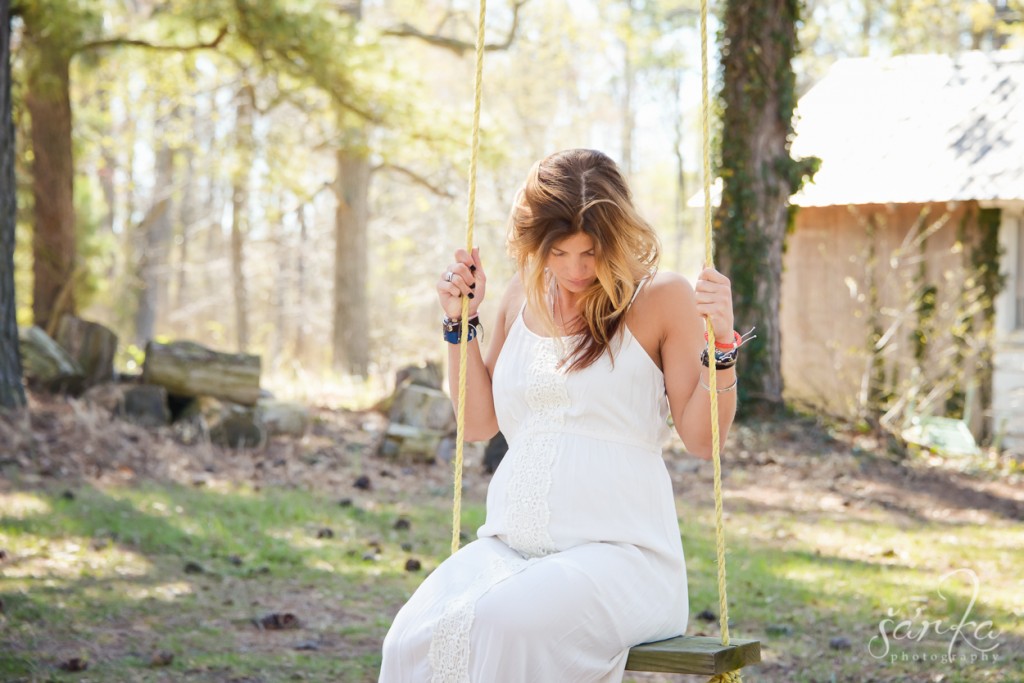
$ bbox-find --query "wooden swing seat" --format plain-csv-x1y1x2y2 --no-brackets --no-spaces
625,635,761,675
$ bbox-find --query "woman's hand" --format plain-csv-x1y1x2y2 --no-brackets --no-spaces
694,266,734,337
437,246,486,320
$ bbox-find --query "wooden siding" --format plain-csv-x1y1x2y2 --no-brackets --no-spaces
781,202,990,434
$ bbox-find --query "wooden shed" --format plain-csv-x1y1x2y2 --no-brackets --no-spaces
782,50,1024,451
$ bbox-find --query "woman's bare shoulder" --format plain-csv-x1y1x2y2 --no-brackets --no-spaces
497,270,526,335
637,270,696,311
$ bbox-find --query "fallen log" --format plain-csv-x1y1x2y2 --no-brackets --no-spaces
142,340,261,406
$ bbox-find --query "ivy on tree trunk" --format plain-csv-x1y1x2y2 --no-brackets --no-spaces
714,0,818,414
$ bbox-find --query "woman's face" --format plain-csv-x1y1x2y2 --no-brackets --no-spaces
546,232,597,293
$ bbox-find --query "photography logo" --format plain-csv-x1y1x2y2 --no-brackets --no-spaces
868,568,1003,664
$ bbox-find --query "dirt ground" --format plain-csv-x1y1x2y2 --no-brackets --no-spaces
3,391,1020,527
1,390,1022,683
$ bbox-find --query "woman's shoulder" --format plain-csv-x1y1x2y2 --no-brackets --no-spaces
637,270,696,308
498,271,526,335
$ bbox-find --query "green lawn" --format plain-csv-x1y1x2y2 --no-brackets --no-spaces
1,444,1021,682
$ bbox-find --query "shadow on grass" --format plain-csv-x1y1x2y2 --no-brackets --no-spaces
0,479,481,682
675,505,1024,683
3,477,1020,683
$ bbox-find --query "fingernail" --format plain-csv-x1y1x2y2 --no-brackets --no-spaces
470,265,477,272
470,283,476,289
468,292,475,299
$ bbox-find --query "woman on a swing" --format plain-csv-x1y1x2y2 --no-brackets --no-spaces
380,148,740,682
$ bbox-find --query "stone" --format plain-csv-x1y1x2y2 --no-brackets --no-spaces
255,399,311,437
18,325,83,392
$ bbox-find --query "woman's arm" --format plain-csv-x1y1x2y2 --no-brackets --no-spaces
654,272,738,460
438,248,519,442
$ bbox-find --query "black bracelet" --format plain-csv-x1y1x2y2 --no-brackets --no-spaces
701,346,738,370
443,315,482,344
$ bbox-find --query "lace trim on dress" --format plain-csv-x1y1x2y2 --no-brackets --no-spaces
427,554,526,683
505,336,570,558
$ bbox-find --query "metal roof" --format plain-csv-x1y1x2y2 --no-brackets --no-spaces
790,50,1024,207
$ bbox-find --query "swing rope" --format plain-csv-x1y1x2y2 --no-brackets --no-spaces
699,0,741,678
450,0,489,556
450,1,741,680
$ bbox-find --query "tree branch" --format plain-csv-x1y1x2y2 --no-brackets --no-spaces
373,163,453,198
382,0,529,56
77,26,229,54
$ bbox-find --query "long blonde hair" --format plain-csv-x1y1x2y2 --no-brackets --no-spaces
507,149,660,371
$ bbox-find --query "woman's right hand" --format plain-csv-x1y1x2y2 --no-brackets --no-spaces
437,246,485,320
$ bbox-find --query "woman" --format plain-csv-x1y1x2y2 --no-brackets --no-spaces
380,149,740,682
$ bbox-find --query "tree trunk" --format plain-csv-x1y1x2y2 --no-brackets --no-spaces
332,143,371,377
55,315,117,389
175,107,196,324
714,0,815,413
134,140,174,345
670,67,687,271
295,203,309,363
0,0,25,410
231,85,254,352
620,0,637,177
24,33,76,332
97,86,117,236
270,193,287,372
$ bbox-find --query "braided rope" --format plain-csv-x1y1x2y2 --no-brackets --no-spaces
701,0,741,680
451,0,488,556
449,1,741,679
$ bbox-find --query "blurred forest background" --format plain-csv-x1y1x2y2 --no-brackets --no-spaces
8,0,1021,407
2,3,1024,682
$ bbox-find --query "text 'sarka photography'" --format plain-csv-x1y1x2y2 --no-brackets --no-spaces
868,568,1005,667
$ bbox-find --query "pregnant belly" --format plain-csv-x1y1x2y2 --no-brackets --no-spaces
478,432,680,558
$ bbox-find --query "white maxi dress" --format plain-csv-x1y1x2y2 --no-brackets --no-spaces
380,295,688,682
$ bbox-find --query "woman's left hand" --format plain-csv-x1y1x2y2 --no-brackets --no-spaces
694,266,734,338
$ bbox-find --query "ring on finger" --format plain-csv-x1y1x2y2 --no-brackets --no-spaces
445,271,455,283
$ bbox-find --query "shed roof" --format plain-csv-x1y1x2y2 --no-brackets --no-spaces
790,50,1024,207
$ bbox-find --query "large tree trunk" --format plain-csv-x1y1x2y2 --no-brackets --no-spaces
24,34,76,332
231,85,254,352
332,143,371,377
0,0,25,410
714,0,815,413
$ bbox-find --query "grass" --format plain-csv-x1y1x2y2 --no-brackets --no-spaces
1,465,1021,682
666,498,1023,682
0,479,471,682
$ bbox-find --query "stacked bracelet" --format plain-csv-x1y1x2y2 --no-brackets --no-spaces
704,329,743,350
700,326,756,370
701,346,738,370
443,315,482,344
